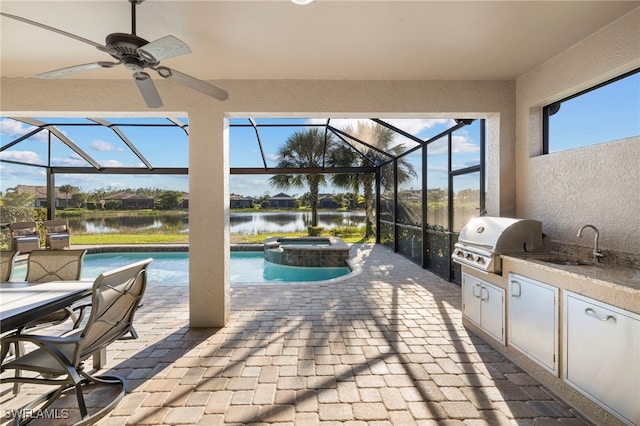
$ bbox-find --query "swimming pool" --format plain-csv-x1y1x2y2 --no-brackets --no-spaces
11,251,353,285
231,252,352,283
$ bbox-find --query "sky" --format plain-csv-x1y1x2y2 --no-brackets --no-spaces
0,116,481,197
1,71,638,198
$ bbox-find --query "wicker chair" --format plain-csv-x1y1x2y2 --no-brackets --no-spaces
44,219,71,250
9,221,40,253
1,259,152,425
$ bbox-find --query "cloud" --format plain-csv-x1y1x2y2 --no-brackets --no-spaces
0,163,47,191
426,163,448,172
265,153,279,162
100,159,128,167
307,118,454,138
426,134,480,156
230,175,273,196
385,118,454,135
452,134,480,154
0,118,27,136
0,118,50,142
90,139,120,152
0,150,42,163
50,153,92,167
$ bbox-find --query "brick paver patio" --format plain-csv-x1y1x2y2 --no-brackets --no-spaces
1,243,590,425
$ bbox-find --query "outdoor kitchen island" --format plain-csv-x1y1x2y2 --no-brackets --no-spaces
460,257,640,426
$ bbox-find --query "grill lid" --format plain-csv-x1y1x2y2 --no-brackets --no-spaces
453,217,544,274
457,216,543,253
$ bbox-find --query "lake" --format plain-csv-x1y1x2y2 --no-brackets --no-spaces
230,211,365,234
67,211,365,234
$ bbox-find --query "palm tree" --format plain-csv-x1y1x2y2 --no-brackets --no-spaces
58,184,79,208
268,128,337,227
330,121,417,239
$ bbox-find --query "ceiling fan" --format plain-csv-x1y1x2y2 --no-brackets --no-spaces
0,0,228,108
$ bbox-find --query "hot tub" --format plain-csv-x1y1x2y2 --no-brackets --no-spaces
263,236,350,267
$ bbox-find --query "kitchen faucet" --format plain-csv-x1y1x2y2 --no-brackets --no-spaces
577,224,605,263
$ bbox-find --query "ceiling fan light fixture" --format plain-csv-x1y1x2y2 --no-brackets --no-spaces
291,0,314,5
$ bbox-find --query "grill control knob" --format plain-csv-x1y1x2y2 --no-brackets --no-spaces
476,257,485,264
456,250,464,257
466,254,474,260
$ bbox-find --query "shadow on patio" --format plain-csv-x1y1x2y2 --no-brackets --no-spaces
1,244,587,425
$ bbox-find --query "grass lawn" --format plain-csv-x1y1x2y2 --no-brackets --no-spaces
70,232,372,245
71,234,189,245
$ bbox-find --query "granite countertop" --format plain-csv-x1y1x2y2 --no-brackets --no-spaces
504,253,640,294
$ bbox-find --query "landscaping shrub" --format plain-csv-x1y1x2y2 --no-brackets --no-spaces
307,226,324,236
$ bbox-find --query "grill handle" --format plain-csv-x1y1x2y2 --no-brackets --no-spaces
458,239,494,250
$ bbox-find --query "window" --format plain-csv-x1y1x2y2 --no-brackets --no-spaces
543,68,639,154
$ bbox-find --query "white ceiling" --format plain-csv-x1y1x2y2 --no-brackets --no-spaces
0,1,638,82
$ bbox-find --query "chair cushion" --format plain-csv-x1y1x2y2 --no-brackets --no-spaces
47,225,67,233
15,236,39,242
48,233,69,240
15,228,36,236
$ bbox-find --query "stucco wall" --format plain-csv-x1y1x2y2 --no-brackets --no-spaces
515,8,640,254
0,78,515,326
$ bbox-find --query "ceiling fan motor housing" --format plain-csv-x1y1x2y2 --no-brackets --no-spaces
106,32,157,70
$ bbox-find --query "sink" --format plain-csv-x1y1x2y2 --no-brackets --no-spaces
543,258,591,266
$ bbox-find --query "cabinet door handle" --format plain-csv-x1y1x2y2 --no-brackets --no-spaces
585,308,616,323
510,280,521,297
480,286,490,301
472,283,481,298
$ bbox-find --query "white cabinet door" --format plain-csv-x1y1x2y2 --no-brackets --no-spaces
481,283,505,344
462,273,504,344
462,274,482,327
508,274,558,374
564,292,640,426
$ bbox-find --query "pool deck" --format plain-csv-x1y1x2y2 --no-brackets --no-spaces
0,243,591,425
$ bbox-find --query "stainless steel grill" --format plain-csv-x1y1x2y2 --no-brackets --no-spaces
453,217,544,274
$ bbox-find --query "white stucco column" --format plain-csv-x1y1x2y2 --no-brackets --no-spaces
188,110,229,327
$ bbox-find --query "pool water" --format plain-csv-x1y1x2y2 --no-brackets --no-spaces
231,252,351,283
11,251,351,285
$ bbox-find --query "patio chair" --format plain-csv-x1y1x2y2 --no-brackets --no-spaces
0,250,19,282
43,219,71,250
5,250,89,394
9,221,40,253
0,250,20,384
0,258,152,425
23,249,88,330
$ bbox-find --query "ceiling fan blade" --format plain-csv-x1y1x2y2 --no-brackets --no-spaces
155,66,229,101
138,35,192,63
37,61,119,79
0,12,108,52
134,72,163,108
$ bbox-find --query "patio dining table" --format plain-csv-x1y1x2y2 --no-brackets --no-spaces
0,280,106,368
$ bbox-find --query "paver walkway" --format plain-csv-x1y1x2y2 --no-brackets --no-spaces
1,243,590,425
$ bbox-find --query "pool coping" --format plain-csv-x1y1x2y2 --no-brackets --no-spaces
72,243,266,253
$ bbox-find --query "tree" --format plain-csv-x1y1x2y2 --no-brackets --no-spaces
90,188,108,209
71,192,88,208
58,184,79,208
157,191,184,210
1,187,33,208
268,129,337,227
330,121,417,238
